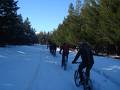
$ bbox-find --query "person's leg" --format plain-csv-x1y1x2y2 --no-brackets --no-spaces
61,54,65,67
78,63,86,82
64,54,68,69
54,48,56,56
65,54,68,62
86,63,93,83
50,46,52,53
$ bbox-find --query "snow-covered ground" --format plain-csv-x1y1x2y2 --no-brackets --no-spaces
0,45,120,90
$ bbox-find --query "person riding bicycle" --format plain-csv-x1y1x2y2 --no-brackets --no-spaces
59,42,69,68
72,41,94,84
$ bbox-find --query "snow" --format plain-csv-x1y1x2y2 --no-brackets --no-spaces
0,45,120,90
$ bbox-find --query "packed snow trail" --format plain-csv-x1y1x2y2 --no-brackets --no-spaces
0,45,120,90
0,45,44,90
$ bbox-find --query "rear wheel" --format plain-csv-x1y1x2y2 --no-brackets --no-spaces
74,70,80,87
83,79,92,90
88,79,93,90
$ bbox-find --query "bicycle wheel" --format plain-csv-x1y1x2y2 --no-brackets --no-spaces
83,79,92,90
74,70,80,87
83,85,91,90
87,79,93,90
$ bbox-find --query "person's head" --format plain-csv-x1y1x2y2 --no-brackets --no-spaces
63,41,67,45
63,42,66,45
79,40,89,48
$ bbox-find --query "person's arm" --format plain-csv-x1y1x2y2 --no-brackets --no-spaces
59,46,62,54
72,50,81,63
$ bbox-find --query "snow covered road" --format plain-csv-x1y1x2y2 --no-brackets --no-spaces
0,45,120,90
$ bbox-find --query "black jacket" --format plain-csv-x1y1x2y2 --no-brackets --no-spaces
73,44,94,65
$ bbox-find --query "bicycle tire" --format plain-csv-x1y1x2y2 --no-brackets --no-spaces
83,79,92,90
88,79,93,90
84,85,91,90
74,70,80,87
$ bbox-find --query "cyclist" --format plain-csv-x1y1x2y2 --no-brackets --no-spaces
72,41,94,84
59,42,69,68
52,43,57,56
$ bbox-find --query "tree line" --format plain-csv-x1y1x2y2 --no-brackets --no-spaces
36,31,51,45
47,0,120,56
0,0,38,46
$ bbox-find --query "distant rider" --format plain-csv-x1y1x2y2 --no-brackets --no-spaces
59,43,69,68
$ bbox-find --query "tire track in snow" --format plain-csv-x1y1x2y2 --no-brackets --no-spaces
26,62,41,90
92,68,120,88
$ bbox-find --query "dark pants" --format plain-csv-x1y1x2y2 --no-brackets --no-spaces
61,54,68,67
78,62,93,82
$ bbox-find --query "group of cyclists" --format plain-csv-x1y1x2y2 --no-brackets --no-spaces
47,40,94,86
47,41,57,56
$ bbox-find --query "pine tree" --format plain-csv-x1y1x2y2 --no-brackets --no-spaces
68,3,75,16
23,17,38,44
23,17,31,34
99,0,120,55
75,0,81,16
0,0,19,44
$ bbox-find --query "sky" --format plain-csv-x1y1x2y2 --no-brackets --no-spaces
17,0,76,33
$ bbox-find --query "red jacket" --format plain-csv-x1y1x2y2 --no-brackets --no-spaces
60,43,69,56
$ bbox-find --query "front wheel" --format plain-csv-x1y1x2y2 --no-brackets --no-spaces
74,70,80,87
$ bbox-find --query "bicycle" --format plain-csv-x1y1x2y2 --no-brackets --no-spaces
73,62,93,90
